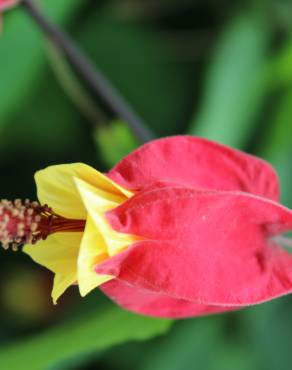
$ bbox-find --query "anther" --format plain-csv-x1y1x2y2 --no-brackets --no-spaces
0,199,52,251
0,199,85,251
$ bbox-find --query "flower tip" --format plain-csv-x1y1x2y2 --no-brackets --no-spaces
51,287,61,306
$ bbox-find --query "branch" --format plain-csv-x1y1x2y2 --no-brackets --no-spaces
21,0,155,144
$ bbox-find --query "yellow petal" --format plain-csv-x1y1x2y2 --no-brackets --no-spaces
78,216,113,297
52,272,77,304
23,232,82,274
24,232,82,303
30,163,136,302
74,177,139,257
35,163,133,219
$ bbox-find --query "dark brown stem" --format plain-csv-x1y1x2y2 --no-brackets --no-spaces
20,0,155,144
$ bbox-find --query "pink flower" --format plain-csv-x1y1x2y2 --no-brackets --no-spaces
95,136,292,318
3,136,292,319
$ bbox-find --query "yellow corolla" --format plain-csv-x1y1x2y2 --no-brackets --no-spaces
23,163,137,304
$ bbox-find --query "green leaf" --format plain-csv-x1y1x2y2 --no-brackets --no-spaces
0,0,82,126
94,120,139,168
189,12,270,148
0,306,171,370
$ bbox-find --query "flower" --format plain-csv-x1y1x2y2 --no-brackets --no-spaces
3,136,292,318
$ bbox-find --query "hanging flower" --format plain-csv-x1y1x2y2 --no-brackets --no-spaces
2,136,292,318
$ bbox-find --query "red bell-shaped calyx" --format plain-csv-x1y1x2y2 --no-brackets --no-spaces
95,136,292,318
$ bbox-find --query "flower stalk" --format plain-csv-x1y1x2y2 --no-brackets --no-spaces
20,0,154,144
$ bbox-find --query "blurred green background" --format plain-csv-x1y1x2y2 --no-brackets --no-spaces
1,0,292,369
